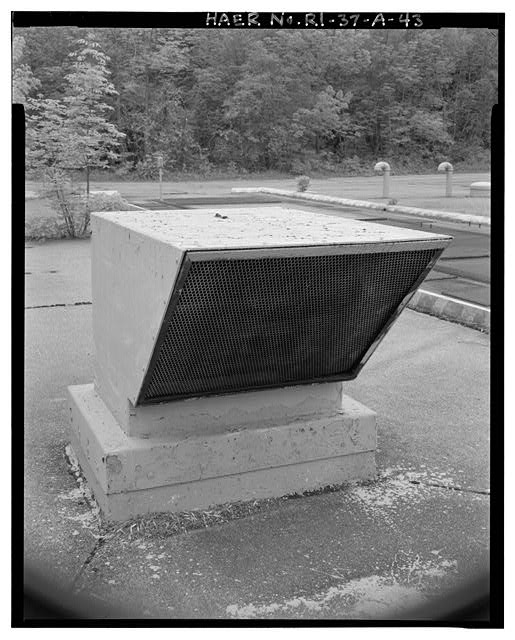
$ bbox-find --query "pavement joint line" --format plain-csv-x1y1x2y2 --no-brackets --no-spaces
25,301,92,310
70,536,106,592
426,275,459,282
407,480,490,496
432,268,490,286
439,254,490,261
63,444,109,590
433,275,490,288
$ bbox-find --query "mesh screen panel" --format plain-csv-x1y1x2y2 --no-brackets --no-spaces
140,248,438,402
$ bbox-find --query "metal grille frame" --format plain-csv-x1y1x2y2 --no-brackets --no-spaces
137,241,446,404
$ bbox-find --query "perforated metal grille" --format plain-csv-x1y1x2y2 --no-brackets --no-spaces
140,248,438,402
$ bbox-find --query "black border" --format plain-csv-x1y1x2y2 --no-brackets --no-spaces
12,105,26,627
11,11,504,30
13,11,504,628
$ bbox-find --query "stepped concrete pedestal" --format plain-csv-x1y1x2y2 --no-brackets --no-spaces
68,382,377,521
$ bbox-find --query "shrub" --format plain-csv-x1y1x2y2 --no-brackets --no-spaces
297,175,310,192
25,216,69,241
25,189,134,240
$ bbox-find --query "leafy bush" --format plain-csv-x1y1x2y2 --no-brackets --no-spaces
71,190,135,236
297,175,310,192
25,216,69,241
25,189,134,240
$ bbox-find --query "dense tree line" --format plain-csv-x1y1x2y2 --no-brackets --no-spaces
14,27,498,176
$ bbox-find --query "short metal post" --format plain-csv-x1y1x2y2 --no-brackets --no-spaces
438,162,453,198
374,162,391,199
156,154,164,201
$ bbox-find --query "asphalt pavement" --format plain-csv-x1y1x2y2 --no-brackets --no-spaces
23,238,491,621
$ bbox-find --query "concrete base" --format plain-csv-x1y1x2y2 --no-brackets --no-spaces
68,384,377,521
469,182,491,198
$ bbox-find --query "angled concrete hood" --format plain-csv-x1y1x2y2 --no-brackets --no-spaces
91,208,451,422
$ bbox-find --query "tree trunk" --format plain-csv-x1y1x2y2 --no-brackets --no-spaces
81,165,91,236
143,29,153,159
52,177,75,238
374,117,381,156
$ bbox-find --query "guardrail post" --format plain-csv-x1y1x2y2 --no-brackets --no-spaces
438,162,454,197
374,161,391,198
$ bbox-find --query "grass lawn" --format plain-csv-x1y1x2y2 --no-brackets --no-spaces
25,196,55,221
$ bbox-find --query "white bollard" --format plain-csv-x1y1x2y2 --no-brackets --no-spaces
374,161,391,198
438,162,454,197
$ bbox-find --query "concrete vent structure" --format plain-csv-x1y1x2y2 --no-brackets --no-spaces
68,208,452,520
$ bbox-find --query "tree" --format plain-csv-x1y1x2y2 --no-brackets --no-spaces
14,26,79,99
63,34,125,197
18,26,497,176
26,34,125,236
26,97,79,236
222,37,302,170
12,35,40,104
292,86,354,154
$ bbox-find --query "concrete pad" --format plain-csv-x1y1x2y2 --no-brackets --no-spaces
433,257,490,283
343,309,489,493
161,194,283,206
25,239,92,307
470,182,491,197
440,240,490,261
68,383,376,520
23,304,490,620
424,271,457,282
24,305,98,587
72,478,489,619
23,228,490,619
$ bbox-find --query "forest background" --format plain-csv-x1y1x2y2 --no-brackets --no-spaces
13,26,498,180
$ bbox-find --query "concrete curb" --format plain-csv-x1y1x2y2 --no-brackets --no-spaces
232,187,491,227
408,289,490,333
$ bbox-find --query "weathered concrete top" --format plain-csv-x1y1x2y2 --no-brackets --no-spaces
92,208,451,250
